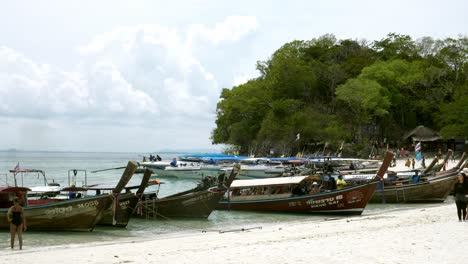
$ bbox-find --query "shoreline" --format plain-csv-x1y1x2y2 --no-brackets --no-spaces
1,201,465,264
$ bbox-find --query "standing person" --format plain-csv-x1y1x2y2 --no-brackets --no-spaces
7,198,27,250
328,175,336,190
400,148,406,158
405,158,411,168
421,156,426,168
336,175,347,190
452,173,468,221
411,158,415,170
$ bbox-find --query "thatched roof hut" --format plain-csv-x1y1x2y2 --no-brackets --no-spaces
402,125,441,142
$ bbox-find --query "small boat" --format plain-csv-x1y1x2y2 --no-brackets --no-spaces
369,154,467,203
370,174,457,203
217,152,394,215
142,157,285,180
136,164,240,219
217,177,380,215
140,160,204,178
306,157,381,171
235,158,285,179
0,161,139,231
85,168,153,227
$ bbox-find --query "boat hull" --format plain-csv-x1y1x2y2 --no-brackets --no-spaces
0,195,111,231
147,165,284,179
97,193,137,227
217,181,379,215
236,167,284,179
137,190,225,219
370,174,457,203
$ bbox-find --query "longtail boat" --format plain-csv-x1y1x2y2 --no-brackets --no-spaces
87,168,152,227
216,152,394,215
136,164,240,219
0,161,138,231
370,153,466,203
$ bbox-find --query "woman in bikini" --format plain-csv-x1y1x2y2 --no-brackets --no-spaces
7,198,27,250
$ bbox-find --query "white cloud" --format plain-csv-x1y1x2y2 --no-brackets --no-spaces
186,15,258,46
0,16,258,151
0,46,157,120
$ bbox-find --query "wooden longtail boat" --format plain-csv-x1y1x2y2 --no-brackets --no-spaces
369,175,457,203
217,178,380,215
87,169,153,227
217,152,394,215
0,161,138,231
137,164,240,219
370,153,467,203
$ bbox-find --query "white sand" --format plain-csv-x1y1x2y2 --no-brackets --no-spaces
391,156,461,172
1,201,465,264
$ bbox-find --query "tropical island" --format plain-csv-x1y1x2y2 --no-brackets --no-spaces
211,33,467,157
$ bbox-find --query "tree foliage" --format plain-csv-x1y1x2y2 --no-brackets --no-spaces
212,34,468,155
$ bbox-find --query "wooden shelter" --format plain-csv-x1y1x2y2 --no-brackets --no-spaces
402,125,441,142
402,125,442,152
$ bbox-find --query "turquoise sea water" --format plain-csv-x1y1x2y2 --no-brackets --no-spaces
0,151,442,250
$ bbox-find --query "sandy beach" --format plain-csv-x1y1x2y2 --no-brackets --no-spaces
1,200,465,264
1,157,464,264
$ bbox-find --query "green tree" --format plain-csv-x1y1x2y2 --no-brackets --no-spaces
212,33,467,156
211,79,271,153
437,90,468,138
336,78,390,141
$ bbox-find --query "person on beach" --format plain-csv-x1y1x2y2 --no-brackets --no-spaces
336,175,347,190
7,198,27,250
405,158,411,168
411,158,415,170
421,156,426,168
452,172,468,221
400,148,406,158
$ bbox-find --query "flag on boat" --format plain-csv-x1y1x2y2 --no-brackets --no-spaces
415,142,422,161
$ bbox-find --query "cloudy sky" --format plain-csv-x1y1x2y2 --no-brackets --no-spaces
0,0,466,152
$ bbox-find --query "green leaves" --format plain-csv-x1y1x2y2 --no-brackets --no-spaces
212,33,467,155
437,91,468,138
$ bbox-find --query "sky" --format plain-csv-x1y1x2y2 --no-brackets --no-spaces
0,0,466,152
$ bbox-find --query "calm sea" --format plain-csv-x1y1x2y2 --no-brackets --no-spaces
0,151,438,250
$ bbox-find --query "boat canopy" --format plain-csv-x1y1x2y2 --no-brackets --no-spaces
201,156,243,162
9,168,45,174
29,186,62,192
230,176,310,188
0,186,31,193
85,184,131,191
85,181,160,191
